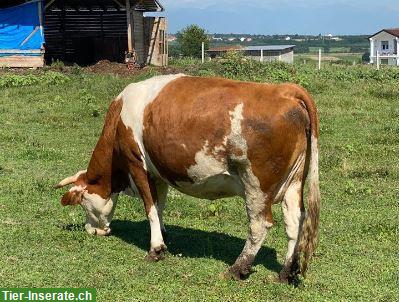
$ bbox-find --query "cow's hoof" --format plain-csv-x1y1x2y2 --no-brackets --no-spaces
276,269,298,285
220,265,251,281
276,272,289,284
146,244,167,262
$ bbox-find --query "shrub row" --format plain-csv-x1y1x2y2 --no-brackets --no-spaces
0,71,69,88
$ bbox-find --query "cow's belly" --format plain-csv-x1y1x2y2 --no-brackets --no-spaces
173,172,244,200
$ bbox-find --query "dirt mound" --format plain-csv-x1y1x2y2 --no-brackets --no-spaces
84,60,184,77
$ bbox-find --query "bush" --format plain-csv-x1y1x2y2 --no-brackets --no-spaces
0,72,69,88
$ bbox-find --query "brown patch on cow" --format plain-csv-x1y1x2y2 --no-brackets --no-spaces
115,121,159,215
237,83,312,219
143,77,245,185
85,98,124,198
59,98,131,204
61,190,84,206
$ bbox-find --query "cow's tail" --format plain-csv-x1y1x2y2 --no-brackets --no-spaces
294,85,321,277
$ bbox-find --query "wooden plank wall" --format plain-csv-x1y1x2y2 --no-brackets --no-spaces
44,10,128,64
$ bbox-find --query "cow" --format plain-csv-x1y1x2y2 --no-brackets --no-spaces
55,74,320,283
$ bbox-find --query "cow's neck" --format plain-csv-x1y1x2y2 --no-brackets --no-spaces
86,100,123,197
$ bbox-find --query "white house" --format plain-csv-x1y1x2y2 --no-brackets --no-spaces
369,28,399,66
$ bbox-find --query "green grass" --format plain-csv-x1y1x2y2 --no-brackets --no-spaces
0,64,398,301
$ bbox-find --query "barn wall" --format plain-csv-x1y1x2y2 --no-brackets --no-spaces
245,49,294,64
144,17,167,66
44,10,128,64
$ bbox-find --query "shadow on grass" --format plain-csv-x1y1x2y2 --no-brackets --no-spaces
110,219,282,274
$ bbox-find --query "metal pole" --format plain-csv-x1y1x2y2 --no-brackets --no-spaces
318,48,321,70
260,49,263,62
201,42,205,63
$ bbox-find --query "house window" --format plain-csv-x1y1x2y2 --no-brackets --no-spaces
381,41,389,50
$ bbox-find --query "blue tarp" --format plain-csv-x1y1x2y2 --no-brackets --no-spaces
0,0,44,54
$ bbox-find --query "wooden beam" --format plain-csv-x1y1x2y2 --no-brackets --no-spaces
111,0,125,8
126,0,133,53
20,26,40,46
0,49,43,54
45,0,56,10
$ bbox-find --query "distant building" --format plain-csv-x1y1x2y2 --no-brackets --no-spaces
369,28,399,66
168,35,177,42
207,45,295,64
285,36,291,41
245,45,295,64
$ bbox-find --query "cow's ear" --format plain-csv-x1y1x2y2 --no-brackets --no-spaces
61,190,84,206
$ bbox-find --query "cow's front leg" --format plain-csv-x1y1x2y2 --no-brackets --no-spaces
155,180,168,238
127,162,167,261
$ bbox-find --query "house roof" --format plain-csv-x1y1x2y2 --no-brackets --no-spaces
369,28,399,39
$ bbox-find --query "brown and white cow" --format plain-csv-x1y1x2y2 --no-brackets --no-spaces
56,74,320,282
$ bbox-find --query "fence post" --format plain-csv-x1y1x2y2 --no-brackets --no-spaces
201,42,205,64
318,48,322,70
260,49,264,62
376,50,380,70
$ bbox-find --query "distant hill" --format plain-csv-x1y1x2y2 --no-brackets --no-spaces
166,2,398,36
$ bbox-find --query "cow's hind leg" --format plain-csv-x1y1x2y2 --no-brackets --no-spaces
225,187,273,280
279,180,305,283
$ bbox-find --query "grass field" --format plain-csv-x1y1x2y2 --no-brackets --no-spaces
0,63,398,301
295,52,363,64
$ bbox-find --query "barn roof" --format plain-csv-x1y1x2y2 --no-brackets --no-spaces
0,0,164,12
244,45,295,51
369,28,399,39
208,45,296,53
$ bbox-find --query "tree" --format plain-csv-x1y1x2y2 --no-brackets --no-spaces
176,25,209,58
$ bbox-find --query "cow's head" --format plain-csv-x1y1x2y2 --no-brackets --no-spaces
55,170,117,236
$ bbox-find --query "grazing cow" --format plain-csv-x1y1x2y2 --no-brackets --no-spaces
56,74,320,282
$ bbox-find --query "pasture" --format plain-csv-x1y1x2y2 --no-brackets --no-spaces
0,60,398,301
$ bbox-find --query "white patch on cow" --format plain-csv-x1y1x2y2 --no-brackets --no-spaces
148,205,165,249
80,192,116,233
310,135,319,188
69,185,86,193
282,181,303,264
179,135,243,199
187,141,227,182
120,74,186,172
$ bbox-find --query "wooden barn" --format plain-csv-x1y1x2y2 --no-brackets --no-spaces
0,0,167,68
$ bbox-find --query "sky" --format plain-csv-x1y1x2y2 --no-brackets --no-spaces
157,0,399,35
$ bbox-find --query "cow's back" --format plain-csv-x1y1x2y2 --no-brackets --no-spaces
139,76,309,199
